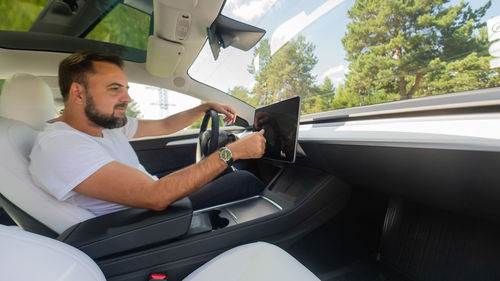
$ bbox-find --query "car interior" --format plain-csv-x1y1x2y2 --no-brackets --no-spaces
1,0,500,281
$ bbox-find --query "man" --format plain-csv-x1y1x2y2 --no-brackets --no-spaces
29,50,266,216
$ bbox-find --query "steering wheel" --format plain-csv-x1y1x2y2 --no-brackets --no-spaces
196,110,220,162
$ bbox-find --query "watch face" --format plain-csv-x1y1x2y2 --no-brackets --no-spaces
221,149,231,161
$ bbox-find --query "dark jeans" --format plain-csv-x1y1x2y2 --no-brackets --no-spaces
189,170,266,210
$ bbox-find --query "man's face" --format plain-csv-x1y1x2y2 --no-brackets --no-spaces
83,61,130,129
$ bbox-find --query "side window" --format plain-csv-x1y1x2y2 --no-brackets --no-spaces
128,83,203,129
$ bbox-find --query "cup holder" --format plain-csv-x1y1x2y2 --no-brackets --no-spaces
207,209,229,229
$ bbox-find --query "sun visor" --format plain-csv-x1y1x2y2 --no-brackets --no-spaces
146,36,185,77
208,15,266,60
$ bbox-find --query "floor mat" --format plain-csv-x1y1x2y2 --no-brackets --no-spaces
319,258,406,281
381,199,500,281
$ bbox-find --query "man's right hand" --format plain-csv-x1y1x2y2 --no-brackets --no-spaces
227,129,266,160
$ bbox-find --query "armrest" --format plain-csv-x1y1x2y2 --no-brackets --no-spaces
57,197,192,259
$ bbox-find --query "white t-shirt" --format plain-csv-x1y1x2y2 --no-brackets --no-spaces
29,117,157,216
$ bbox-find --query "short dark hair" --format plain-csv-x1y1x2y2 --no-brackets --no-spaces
58,50,124,101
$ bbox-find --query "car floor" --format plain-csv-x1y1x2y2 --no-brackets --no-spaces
287,188,500,281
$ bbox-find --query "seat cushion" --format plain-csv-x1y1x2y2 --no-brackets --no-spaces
0,225,105,281
183,242,320,281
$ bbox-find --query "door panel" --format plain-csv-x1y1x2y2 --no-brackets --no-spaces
130,134,198,178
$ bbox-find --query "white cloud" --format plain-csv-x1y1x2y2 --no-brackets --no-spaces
271,0,345,54
226,0,278,22
320,64,349,87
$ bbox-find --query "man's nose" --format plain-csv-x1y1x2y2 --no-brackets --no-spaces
121,89,132,103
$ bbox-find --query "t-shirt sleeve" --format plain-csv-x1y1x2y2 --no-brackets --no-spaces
29,132,114,201
120,116,138,139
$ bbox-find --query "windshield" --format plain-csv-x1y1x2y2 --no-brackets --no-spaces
189,0,500,115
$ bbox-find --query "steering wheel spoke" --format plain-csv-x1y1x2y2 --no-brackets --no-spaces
196,110,220,162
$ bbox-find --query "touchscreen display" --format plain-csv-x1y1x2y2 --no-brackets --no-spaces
253,96,301,163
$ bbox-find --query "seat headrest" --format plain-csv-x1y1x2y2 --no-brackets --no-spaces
0,73,56,131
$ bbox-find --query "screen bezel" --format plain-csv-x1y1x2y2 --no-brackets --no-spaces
253,96,301,163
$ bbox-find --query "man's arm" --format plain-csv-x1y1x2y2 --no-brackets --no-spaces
133,102,237,138
73,130,265,210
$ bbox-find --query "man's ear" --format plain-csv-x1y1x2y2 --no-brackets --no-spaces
69,82,86,105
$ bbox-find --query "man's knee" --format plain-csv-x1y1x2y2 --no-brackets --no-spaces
230,170,265,193
231,170,258,180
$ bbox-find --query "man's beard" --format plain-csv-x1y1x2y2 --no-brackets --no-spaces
84,90,128,129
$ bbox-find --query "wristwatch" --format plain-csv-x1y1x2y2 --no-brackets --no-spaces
219,146,233,166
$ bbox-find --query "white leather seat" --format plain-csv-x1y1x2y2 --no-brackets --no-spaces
0,224,319,281
0,74,95,234
0,225,106,281
184,242,320,281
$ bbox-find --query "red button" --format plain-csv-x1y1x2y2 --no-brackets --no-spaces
150,273,167,280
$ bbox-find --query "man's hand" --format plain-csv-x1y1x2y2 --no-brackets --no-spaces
227,129,266,160
206,102,237,124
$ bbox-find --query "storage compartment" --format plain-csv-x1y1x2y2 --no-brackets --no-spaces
193,196,282,230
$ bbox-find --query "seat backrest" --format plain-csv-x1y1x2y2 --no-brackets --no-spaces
0,74,94,234
0,73,56,131
0,224,106,281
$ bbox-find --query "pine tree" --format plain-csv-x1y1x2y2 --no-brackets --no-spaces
342,0,492,100
249,36,318,106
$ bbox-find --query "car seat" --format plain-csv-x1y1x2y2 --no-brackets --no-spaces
0,73,95,236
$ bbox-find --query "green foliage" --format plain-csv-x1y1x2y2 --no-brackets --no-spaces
229,86,257,107
302,77,336,114
0,1,149,50
189,102,225,129
85,4,150,50
421,53,500,96
189,115,224,129
189,117,203,129
331,85,361,109
0,0,48,31
249,36,318,106
0,79,5,96
341,0,494,101
126,99,141,118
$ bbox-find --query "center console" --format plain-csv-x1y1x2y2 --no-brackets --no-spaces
59,164,351,280
189,195,282,235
